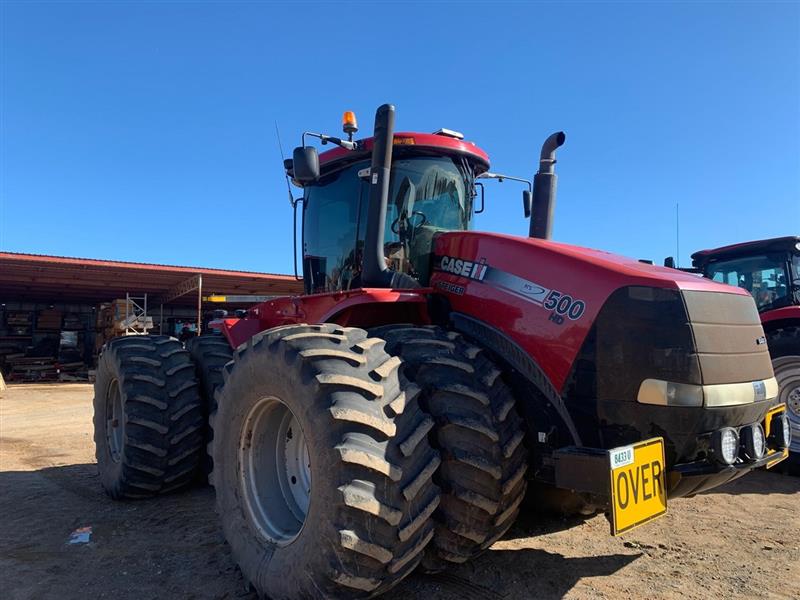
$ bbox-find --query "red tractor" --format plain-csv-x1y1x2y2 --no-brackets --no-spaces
93,105,791,599
689,237,799,472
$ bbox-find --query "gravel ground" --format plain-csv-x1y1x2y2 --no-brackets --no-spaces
1,383,797,599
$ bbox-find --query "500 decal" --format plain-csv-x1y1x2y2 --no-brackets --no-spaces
543,290,586,321
434,254,588,321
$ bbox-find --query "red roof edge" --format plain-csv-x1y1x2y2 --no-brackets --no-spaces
0,251,299,281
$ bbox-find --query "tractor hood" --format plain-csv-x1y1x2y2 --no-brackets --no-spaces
439,232,750,296
431,231,768,393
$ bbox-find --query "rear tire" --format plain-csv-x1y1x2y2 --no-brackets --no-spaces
186,335,233,416
210,324,441,599
772,355,800,475
767,327,800,475
186,335,233,475
371,324,528,571
93,335,204,498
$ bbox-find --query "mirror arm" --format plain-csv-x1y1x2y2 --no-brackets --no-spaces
302,131,356,151
479,172,533,192
477,172,533,217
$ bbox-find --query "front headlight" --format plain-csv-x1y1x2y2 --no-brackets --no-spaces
769,412,791,449
713,428,739,465
741,424,766,460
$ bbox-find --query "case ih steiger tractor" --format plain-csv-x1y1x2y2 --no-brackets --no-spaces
94,104,791,599
687,237,800,472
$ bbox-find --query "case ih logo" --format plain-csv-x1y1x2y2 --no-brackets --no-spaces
438,256,488,281
434,254,587,322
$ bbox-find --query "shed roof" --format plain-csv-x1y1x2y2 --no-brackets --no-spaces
0,252,303,306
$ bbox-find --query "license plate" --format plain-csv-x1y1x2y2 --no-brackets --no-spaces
608,437,667,535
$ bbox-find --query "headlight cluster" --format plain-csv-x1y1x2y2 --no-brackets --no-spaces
711,415,790,466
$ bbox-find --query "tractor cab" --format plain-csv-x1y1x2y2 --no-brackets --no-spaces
691,236,800,313
286,112,492,294
301,145,485,294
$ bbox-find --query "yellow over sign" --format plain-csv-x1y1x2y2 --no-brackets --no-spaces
608,437,667,535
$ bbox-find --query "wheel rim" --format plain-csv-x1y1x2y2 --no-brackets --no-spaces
239,396,311,545
106,378,124,463
773,356,800,453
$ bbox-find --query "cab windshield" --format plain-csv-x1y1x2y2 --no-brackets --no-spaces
704,254,793,311
302,155,474,294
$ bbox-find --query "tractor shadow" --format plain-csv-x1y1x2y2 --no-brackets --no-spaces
697,466,800,497
390,548,639,599
388,492,639,599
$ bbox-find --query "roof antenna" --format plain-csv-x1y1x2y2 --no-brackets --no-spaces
675,202,680,269
275,121,295,207
275,121,303,281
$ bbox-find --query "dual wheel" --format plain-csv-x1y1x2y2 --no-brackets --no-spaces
93,324,528,598
767,326,800,474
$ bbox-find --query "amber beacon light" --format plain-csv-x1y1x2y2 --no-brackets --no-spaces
342,111,358,140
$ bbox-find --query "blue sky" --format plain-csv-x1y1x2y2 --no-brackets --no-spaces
1,1,798,274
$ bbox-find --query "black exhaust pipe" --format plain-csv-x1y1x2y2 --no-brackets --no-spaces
529,131,566,239
362,103,419,289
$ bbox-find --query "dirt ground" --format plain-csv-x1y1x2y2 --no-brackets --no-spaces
1,384,797,600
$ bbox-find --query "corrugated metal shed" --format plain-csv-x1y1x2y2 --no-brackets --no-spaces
0,252,303,305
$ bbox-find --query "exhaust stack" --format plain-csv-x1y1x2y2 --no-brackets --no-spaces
529,131,566,240
362,104,419,289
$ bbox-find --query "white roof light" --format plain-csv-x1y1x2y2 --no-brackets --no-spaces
433,128,464,140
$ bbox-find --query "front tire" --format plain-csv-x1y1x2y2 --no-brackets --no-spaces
371,325,528,571
210,324,441,599
93,335,204,498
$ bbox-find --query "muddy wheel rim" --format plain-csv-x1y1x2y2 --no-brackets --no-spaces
239,396,311,546
788,384,800,417
106,378,124,463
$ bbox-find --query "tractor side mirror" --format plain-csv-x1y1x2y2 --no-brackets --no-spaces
522,190,532,219
664,256,676,269
292,146,320,185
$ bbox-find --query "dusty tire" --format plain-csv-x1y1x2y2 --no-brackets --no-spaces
93,335,204,499
186,335,233,475
772,355,800,475
371,325,528,571
210,324,441,599
186,335,233,415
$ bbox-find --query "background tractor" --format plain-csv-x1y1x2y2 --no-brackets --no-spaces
93,104,791,599
687,237,800,472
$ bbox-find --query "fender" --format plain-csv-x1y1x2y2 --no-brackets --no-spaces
220,288,431,348
761,305,800,327
450,312,582,446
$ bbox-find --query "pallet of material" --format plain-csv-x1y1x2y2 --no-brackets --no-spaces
37,309,63,330
58,372,89,382
7,356,88,382
9,360,59,382
63,314,84,330
113,315,153,332
6,312,32,326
